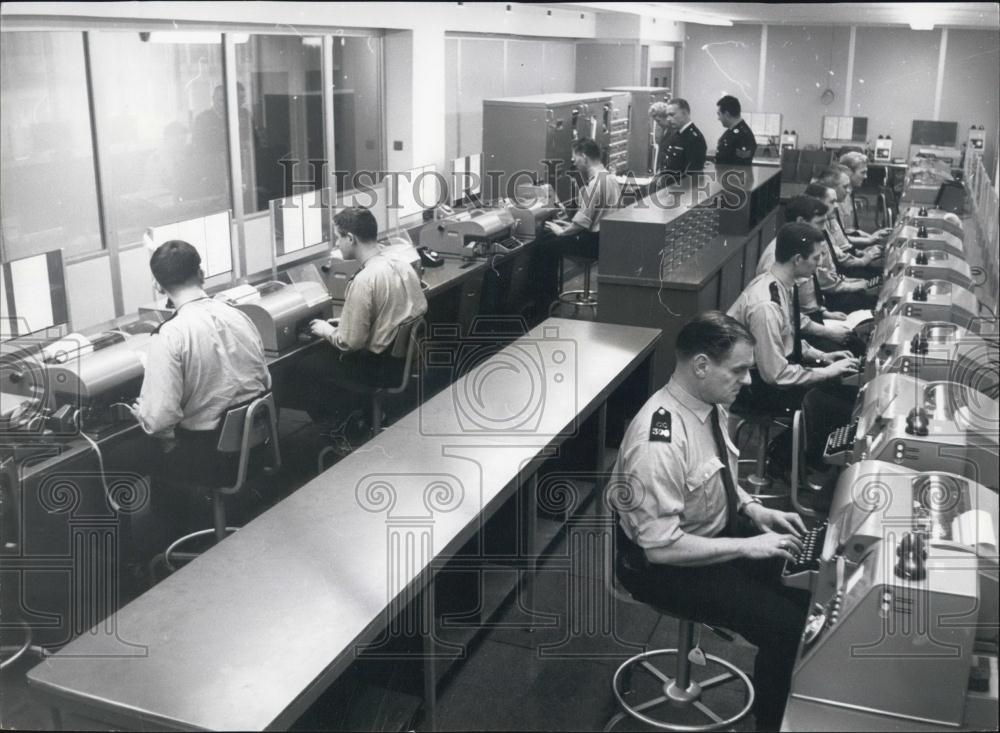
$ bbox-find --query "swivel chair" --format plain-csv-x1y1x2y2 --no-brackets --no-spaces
317,316,425,474
160,392,281,573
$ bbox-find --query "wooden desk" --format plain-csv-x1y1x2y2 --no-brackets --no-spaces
27,318,661,731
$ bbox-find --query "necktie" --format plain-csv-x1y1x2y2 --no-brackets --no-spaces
823,230,844,274
792,282,803,364
710,405,741,535
812,272,826,308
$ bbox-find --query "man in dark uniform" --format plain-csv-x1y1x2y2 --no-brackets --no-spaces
652,97,706,186
714,94,757,166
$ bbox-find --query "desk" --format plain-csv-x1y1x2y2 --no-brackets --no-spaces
27,318,661,731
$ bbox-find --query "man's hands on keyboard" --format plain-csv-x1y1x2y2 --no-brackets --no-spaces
742,532,803,562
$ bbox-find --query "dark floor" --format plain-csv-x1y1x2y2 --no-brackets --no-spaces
2,268,796,732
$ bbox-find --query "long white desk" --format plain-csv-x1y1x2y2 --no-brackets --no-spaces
26,317,660,731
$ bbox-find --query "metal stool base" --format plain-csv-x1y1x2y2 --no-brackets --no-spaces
607,648,754,732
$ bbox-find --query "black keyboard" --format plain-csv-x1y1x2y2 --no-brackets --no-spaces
824,421,858,463
784,520,829,577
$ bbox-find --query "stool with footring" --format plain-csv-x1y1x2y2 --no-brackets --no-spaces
604,524,755,731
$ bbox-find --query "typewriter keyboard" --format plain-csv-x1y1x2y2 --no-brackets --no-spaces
784,520,829,577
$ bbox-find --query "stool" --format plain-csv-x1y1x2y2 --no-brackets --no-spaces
605,618,754,731
551,254,598,317
318,317,425,474
160,393,281,573
732,409,793,499
605,530,754,732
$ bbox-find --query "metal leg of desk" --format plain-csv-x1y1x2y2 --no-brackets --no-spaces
596,402,608,476
523,472,538,632
422,574,438,732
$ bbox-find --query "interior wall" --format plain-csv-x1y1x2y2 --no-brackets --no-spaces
681,22,1000,163
764,25,851,147
677,24,762,145
851,26,940,154
940,29,1000,174
445,36,576,161
574,42,638,91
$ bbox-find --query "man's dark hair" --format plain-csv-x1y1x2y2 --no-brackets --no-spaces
333,206,378,242
775,222,824,263
804,182,834,200
668,97,691,114
815,165,850,187
785,195,828,223
572,137,602,161
676,311,755,363
716,95,741,117
150,240,202,290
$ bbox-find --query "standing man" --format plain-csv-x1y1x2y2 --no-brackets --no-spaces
651,98,707,186
612,311,809,731
714,95,757,166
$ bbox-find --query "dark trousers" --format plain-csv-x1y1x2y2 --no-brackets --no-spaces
616,524,809,730
290,344,405,422
105,428,239,569
823,288,876,313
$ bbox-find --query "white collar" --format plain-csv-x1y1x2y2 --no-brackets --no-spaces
679,121,693,134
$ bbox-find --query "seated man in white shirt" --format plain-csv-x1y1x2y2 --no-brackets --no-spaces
294,206,428,424
123,240,272,558
545,136,623,260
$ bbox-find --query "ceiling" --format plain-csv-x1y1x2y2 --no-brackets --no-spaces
561,3,1000,29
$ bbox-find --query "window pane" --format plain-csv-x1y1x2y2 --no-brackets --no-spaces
333,36,382,184
0,31,102,260
89,32,230,246
236,35,325,214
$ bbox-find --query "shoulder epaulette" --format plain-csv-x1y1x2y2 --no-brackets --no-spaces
768,281,782,306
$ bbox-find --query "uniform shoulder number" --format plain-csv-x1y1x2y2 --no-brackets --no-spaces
649,407,672,443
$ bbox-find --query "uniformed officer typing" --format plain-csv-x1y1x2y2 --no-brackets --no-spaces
756,196,858,352
728,222,859,475
813,166,883,280
650,98,707,187
714,94,757,166
837,152,893,245
803,182,878,312
294,206,428,421
612,311,809,731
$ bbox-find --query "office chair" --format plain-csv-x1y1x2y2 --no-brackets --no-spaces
317,317,425,474
604,522,755,731
160,393,281,572
780,148,800,183
796,149,834,183
790,409,822,519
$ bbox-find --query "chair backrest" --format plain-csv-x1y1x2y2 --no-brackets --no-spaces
789,409,819,519
386,316,426,394
796,149,833,183
214,392,282,495
780,148,800,182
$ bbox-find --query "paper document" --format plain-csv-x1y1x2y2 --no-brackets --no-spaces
843,309,874,330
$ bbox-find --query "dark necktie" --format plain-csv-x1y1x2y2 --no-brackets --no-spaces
792,282,803,364
710,406,741,535
823,230,844,274
812,272,826,308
